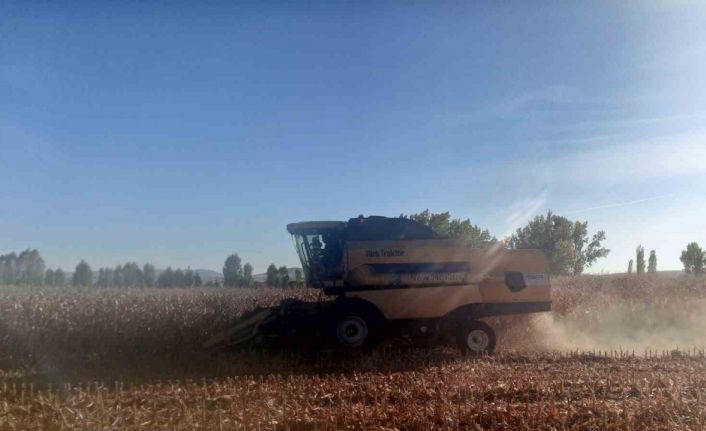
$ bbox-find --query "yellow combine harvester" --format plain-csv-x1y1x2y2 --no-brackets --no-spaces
205,215,551,354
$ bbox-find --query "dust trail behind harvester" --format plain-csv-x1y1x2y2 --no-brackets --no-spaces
495,275,706,352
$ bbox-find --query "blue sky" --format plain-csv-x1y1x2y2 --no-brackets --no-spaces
2,2,705,274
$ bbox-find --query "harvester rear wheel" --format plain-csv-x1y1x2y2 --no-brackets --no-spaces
456,320,496,355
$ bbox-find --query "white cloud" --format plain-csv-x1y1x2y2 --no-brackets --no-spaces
521,130,706,186
492,85,599,117
563,194,672,215
552,110,706,134
439,85,605,126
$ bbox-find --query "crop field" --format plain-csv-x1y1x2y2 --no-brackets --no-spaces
1,275,705,430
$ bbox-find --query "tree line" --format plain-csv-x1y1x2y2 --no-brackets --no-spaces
222,253,254,287
406,210,609,275
3,210,705,286
0,250,46,285
266,264,303,288
408,209,704,276
626,245,658,274
0,250,299,288
221,253,303,288
46,259,208,288
680,242,705,275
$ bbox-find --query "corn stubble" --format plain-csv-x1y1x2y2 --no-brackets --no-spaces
0,276,705,430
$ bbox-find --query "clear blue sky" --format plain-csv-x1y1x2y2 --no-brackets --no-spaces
2,2,705,274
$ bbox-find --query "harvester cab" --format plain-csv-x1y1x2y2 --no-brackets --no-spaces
205,215,551,354
287,221,346,293
287,216,443,293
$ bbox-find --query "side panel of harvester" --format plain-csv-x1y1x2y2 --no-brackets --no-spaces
343,239,551,320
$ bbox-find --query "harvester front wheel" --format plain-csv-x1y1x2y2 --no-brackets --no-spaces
457,321,496,355
335,315,370,349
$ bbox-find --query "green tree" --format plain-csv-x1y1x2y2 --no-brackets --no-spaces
17,249,45,285
174,269,185,287
552,240,577,275
294,268,303,287
266,264,278,286
648,250,657,274
223,253,243,287
184,269,195,287
0,253,17,284
627,259,633,274
157,267,175,287
119,262,141,287
113,264,124,287
54,268,66,287
156,267,202,287
143,264,156,287
96,268,109,287
680,242,705,275
508,211,609,275
277,266,289,288
636,245,645,274
103,268,115,287
72,260,93,287
403,210,495,246
44,268,55,286
242,263,254,287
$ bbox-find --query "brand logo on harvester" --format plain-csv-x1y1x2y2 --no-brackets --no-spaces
365,249,405,257
410,272,466,283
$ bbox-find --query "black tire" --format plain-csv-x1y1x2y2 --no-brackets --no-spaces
456,320,496,355
335,315,370,349
329,304,383,351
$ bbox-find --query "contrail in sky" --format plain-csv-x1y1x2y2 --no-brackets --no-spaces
564,194,672,214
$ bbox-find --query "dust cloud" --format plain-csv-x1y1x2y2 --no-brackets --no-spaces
495,276,706,352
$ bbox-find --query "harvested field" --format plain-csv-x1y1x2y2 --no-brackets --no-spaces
3,351,706,430
1,275,705,429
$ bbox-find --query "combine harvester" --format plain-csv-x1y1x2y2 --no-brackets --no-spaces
205,215,551,354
